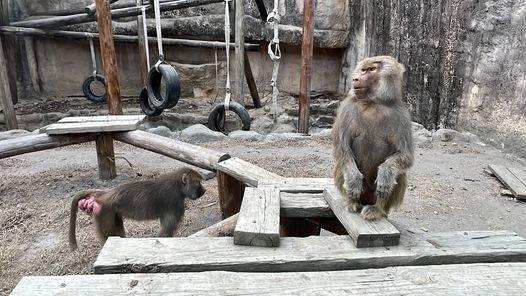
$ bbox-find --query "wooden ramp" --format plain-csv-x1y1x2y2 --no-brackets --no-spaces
93,231,526,274
488,164,526,200
12,263,526,295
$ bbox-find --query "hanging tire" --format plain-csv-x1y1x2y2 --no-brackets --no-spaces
139,87,163,117
82,74,107,103
146,63,181,109
207,101,251,134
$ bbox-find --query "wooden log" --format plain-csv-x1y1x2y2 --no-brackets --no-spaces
23,37,40,94
297,0,315,135
189,213,238,237
234,186,280,247
234,0,245,105
32,0,142,16
217,171,245,218
244,51,261,108
323,185,400,247
0,35,17,129
215,157,283,187
12,263,526,295
96,0,122,115
0,0,17,105
254,0,267,21
0,133,96,159
113,130,231,171
42,120,141,135
10,0,225,28
86,0,119,15
488,164,526,200
95,133,117,180
0,26,261,51
92,230,526,273
136,0,148,84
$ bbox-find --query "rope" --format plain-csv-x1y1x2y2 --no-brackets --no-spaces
223,0,232,111
86,33,98,78
267,0,281,118
141,6,151,70
153,0,164,68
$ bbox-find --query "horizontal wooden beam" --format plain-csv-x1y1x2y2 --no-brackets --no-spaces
280,192,333,217
0,26,261,51
0,133,96,159
113,130,230,171
93,230,526,273
216,157,283,187
189,213,239,237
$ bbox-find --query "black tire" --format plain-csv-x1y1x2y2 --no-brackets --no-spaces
139,87,163,117
82,74,107,103
146,63,181,109
207,101,251,134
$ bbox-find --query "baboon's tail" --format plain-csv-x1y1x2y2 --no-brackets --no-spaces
69,190,103,251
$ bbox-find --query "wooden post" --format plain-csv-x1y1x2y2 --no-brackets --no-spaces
0,0,17,105
298,0,315,135
244,51,261,108
254,0,267,21
24,37,41,94
95,133,117,180
86,0,119,15
0,36,17,129
217,171,245,219
234,0,245,105
95,0,123,115
136,0,149,84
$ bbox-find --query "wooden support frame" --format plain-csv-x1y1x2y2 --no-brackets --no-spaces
234,0,245,106
298,0,315,135
95,133,117,180
243,51,261,108
217,171,245,218
0,0,17,106
0,133,96,159
189,213,239,237
254,0,267,21
0,34,17,129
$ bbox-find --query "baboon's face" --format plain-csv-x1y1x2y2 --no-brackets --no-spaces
182,173,206,200
352,62,382,100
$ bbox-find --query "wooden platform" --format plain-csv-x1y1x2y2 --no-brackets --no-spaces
216,157,283,186
93,231,526,273
41,115,145,135
11,263,526,295
489,164,526,200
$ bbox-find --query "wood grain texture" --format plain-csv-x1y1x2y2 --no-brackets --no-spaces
58,115,145,123
217,171,245,218
95,133,116,180
0,133,96,159
93,230,526,273
216,157,283,186
488,164,526,199
42,121,140,135
298,0,315,134
323,185,400,247
0,33,17,129
280,192,333,217
189,213,238,237
234,186,280,247
264,177,334,193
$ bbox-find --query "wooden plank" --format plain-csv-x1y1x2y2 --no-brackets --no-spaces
0,30,17,129
507,167,526,200
234,186,280,247
12,263,526,295
189,213,238,237
217,171,245,218
267,177,334,193
24,37,40,95
297,0,315,135
92,230,526,273
280,192,333,217
42,121,140,135
96,0,122,115
113,130,230,171
234,0,245,105
323,185,400,247
488,164,526,200
0,133,96,159
244,51,261,108
58,115,145,123
216,157,283,186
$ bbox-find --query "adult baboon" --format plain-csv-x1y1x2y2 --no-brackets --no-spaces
333,55,414,220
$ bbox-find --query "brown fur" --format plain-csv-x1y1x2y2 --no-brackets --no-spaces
69,167,206,250
332,56,414,220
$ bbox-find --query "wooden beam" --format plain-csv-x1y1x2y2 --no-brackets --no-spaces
215,157,283,187
93,231,526,273
86,0,119,15
0,26,261,51
280,192,333,217
23,37,40,94
0,0,17,105
57,115,145,123
42,121,140,135
234,186,280,247
136,0,148,84
10,0,225,29
254,0,267,21
95,133,117,180
96,0,122,115
488,164,526,200
234,0,245,105
263,177,334,193
217,171,245,218
0,34,17,129
0,133,96,159
113,130,231,171
189,213,238,237
323,185,400,247
243,51,261,108
12,263,526,295
297,0,315,135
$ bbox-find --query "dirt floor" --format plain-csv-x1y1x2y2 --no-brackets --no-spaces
1,133,526,294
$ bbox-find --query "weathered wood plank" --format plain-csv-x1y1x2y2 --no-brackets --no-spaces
189,213,238,237
234,186,280,247
507,167,526,200
323,185,400,247
488,164,526,200
58,115,145,123
266,177,334,193
93,230,526,273
298,0,315,134
280,192,333,217
0,133,96,159
14,263,526,295
216,157,283,186
0,30,17,130
42,121,140,135
217,171,245,218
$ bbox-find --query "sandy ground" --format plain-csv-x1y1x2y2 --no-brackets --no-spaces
1,133,526,294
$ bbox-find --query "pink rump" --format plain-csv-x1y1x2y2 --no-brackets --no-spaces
78,195,102,215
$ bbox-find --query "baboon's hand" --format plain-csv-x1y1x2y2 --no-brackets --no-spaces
375,165,397,199
343,171,363,201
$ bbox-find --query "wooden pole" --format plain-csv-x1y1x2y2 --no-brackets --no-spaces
243,51,261,108
0,35,18,129
298,0,315,135
234,0,245,105
254,0,267,21
136,0,148,84
86,0,120,15
95,133,117,180
0,0,17,105
24,37,41,95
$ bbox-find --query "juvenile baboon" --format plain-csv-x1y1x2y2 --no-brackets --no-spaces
69,167,206,250
333,55,414,220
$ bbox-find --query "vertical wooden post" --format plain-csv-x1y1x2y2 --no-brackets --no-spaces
234,0,245,105
0,36,17,129
136,0,148,84
298,0,315,135
244,51,261,108
24,37,41,95
95,0,123,115
0,0,18,105
95,134,117,180
217,171,245,219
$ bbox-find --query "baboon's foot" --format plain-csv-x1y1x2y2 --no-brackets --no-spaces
360,205,386,220
346,198,364,213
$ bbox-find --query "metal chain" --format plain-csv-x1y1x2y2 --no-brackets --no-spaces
267,0,281,118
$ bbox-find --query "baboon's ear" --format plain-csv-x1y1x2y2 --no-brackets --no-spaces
181,173,188,185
